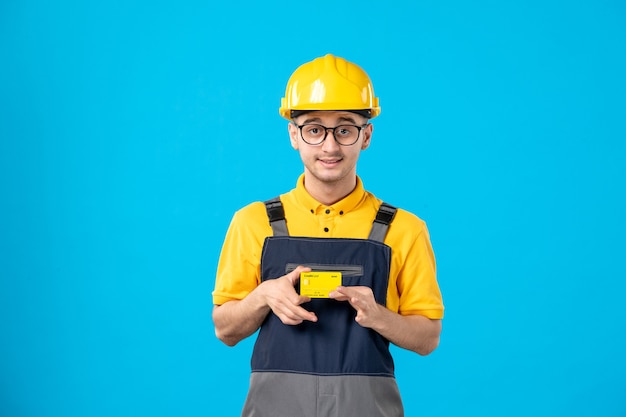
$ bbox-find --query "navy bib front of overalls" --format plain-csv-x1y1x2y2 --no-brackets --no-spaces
250,198,398,377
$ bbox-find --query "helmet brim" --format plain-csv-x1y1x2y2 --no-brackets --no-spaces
289,109,373,120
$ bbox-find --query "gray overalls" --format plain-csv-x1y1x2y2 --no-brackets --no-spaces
241,198,403,417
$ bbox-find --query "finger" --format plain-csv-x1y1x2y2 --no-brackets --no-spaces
294,306,317,322
273,293,316,316
279,305,317,324
328,288,349,301
331,286,369,309
296,294,312,304
286,265,311,286
333,286,358,299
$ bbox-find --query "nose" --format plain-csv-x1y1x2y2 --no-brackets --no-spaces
321,128,341,151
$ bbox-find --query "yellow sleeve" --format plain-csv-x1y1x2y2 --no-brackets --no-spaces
212,202,271,305
391,211,444,319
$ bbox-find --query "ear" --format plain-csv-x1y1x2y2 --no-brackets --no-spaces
361,123,373,150
288,122,299,150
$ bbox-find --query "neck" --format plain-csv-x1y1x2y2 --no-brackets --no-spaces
303,174,357,206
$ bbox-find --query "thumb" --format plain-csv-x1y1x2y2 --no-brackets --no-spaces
287,265,311,286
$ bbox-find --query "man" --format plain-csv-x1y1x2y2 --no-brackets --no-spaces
212,54,444,417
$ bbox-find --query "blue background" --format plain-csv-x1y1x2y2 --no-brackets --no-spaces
1,1,625,416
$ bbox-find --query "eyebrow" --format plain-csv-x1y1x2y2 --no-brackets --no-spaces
300,116,360,125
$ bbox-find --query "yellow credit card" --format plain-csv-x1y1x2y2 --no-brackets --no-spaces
300,271,342,298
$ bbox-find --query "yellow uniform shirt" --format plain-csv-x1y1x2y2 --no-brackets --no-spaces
213,175,444,319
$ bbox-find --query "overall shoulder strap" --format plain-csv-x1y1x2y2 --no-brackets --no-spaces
264,197,289,236
368,202,397,242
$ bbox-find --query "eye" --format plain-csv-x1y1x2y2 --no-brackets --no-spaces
305,125,323,135
336,126,355,137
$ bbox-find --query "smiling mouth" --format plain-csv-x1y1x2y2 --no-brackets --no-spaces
318,159,341,167
318,157,343,164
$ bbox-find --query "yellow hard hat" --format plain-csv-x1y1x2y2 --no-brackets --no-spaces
279,54,380,120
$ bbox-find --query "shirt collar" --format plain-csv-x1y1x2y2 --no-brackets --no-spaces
294,174,367,214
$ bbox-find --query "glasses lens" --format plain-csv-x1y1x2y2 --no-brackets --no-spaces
334,125,360,145
300,124,326,145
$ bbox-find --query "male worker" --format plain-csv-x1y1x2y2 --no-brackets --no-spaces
212,54,444,417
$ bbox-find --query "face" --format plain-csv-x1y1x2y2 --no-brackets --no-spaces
288,111,373,189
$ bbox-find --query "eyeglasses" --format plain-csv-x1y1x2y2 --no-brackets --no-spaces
295,123,369,146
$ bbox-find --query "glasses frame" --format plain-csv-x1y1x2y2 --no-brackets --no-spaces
295,123,369,146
